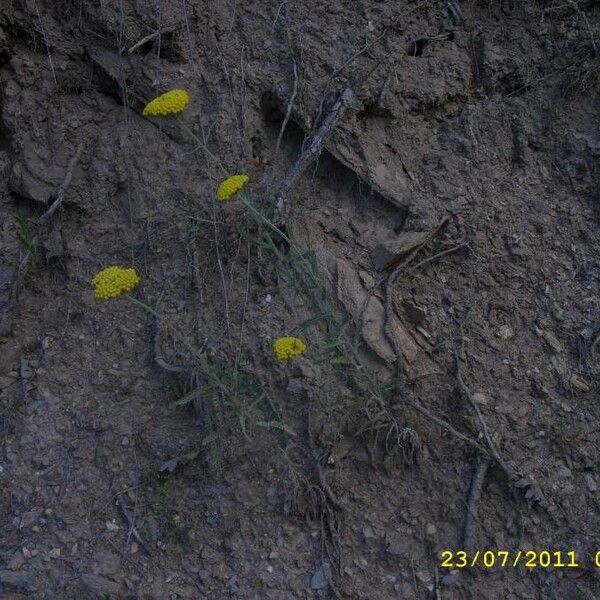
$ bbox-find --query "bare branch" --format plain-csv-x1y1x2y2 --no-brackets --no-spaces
276,87,356,214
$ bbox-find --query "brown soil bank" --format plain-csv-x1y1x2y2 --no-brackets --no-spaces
1,1,599,599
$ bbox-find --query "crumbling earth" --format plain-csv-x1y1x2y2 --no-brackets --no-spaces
1,1,599,599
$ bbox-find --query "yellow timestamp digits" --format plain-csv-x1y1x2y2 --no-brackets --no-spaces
440,550,580,569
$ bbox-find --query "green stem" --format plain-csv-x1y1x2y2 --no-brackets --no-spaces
125,294,161,319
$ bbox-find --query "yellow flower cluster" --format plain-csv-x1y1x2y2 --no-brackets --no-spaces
142,89,190,117
92,266,140,300
216,174,249,202
273,336,306,360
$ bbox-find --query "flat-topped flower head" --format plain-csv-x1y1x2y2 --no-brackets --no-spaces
142,89,190,117
216,174,249,202
273,336,306,360
92,266,140,300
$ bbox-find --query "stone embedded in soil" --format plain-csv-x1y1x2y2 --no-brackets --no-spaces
19,508,42,530
385,533,410,556
105,521,119,532
495,325,514,340
570,374,590,393
584,473,597,493
541,329,562,353
557,467,572,479
309,562,331,590
473,392,492,406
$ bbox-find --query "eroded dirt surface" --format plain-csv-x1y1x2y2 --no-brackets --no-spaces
1,1,600,599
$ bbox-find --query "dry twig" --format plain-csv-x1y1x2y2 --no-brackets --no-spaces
455,351,514,480
115,498,151,555
127,24,180,54
273,58,299,164
276,87,356,214
37,143,85,226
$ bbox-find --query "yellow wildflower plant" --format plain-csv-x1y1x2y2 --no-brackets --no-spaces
273,336,306,360
92,266,140,300
216,174,249,202
142,89,190,117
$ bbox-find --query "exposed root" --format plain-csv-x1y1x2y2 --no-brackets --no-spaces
282,410,345,598
455,351,514,480
463,456,490,554
275,86,357,216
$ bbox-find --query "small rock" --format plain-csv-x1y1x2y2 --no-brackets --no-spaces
557,467,572,479
542,330,562,353
130,542,138,555
363,526,376,540
496,325,514,340
570,375,590,393
386,533,410,556
425,523,437,536
106,521,120,532
473,392,492,406
309,562,331,590
584,473,597,492
359,270,376,289
121,436,129,447
20,508,42,529
49,548,61,559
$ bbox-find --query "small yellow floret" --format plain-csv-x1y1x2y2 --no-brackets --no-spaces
142,89,190,117
216,174,249,202
92,266,140,300
273,336,306,360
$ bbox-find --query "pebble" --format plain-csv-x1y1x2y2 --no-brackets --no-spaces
20,507,42,529
584,473,597,492
49,548,61,558
106,521,120,532
496,325,514,340
8,551,25,570
557,467,572,479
